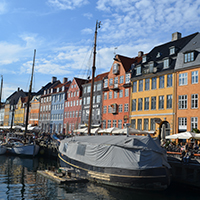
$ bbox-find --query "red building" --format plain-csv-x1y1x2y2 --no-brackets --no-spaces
64,77,87,134
102,53,142,129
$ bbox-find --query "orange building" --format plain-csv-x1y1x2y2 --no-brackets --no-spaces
175,33,200,133
29,95,40,126
102,54,141,129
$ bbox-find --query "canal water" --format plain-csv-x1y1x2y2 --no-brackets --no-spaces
0,155,199,200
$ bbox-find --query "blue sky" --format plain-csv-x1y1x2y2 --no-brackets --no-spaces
0,0,200,101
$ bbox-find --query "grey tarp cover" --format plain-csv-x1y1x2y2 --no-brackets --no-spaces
59,135,170,170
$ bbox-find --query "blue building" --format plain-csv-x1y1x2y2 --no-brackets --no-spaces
50,78,71,134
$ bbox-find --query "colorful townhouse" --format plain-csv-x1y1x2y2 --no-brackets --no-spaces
64,77,87,134
130,32,198,138
175,32,200,133
39,77,61,133
81,72,109,130
14,96,27,125
50,78,71,134
101,54,141,129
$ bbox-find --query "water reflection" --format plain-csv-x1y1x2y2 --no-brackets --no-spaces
0,155,200,200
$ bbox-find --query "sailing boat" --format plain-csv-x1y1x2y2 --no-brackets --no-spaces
6,50,40,157
58,21,171,190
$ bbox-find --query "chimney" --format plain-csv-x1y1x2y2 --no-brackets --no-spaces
138,51,144,57
18,87,20,92
172,32,182,41
63,77,68,83
52,76,57,83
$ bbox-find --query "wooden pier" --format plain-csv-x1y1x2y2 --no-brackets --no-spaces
37,167,87,184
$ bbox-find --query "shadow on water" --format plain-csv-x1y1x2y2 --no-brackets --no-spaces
0,154,200,200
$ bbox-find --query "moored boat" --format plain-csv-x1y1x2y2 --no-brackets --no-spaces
0,141,6,155
58,134,171,190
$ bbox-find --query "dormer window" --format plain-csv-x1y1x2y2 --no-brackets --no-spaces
57,87,59,92
44,90,46,95
156,52,161,58
51,88,53,93
62,86,65,91
142,56,147,63
163,58,169,69
136,66,141,75
169,46,175,55
184,51,194,63
149,62,154,73
104,79,108,88
113,63,119,74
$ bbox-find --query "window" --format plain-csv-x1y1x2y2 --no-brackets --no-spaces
125,89,129,97
87,86,91,93
191,117,198,131
118,120,122,128
125,73,130,83
120,76,124,84
132,99,136,111
114,91,118,98
108,105,112,113
131,119,136,128
159,96,164,109
151,77,157,89
184,52,194,63
144,119,149,130
167,95,172,109
159,76,164,88
192,71,198,84
103,120,106,129
142,56,146,63
104,79,108,88
86,97,90,104
139,80,143,91
138,98,143,111
137,119,142,130
103,106,107,113
118,104,123,113
191,94,198,109
97,83,101,91
178,95,187,109
150,119,155,131
109,91,112,99
124,103,128,112
144,97,149,110
119,90,123,98
145,79,150,90
109,78,113,86
179,73,188,86
167,74,172,87
169,46,175,55
113,120,117,127
149,62,154,73
96,95,101,103
151,96,156,110
136,66,141,75
132,81,137,93
164,59,169,69
178,117,187,131
104,92,107,100
108,120,111,128
114,77,118,84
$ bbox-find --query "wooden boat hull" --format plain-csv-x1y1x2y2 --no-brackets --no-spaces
58,153,171,190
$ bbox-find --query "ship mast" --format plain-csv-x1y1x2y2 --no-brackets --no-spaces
0,75,3,110
87,21,101,135
24,49,36,138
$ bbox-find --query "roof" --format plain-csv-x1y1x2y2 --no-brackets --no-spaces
74,77,88,89
86,72,109,84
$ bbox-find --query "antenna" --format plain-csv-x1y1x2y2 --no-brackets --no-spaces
114,47,118,55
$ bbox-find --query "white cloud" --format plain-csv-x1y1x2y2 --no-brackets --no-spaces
83,12,93,19
47,0,89,10
0,1,7,15
81,28,93,34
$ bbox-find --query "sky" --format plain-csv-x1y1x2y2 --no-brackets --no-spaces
0,0,200,101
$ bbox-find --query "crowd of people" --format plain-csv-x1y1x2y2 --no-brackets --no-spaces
162,140,200,164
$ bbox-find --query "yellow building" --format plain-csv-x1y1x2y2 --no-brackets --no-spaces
3,103,10,126
129,32,197,138
14,97,25,125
